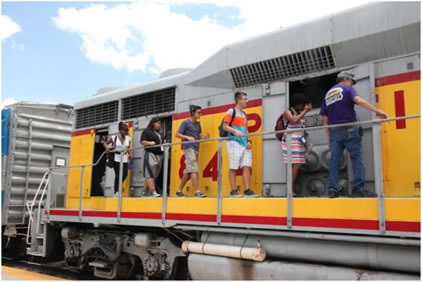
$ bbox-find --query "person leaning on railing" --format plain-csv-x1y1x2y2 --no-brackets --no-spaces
320,71,388,198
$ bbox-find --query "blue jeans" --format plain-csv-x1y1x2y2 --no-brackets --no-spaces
328,125,365,192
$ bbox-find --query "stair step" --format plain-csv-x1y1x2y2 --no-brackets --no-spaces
36,234,44,239
27,250,44,257
89,261,109,268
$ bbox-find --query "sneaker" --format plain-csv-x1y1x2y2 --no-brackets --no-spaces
150,190,161,197
244,189,259,198
141,190,150,197
176,191,187,197
328,190,339,198
194,191,207,198
114,192,119,198
230,190,243,198
351,189,376,198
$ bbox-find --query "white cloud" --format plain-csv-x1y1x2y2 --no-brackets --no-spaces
52,0,370,73
1,98,17,109
0,15,21,41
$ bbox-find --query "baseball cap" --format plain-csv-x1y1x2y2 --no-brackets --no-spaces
337,71,356,85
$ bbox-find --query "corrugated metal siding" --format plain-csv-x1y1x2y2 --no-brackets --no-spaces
3,105,72,225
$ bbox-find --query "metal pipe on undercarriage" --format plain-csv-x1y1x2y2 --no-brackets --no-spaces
199,232,420,273
187,254,420,280
182,241,266,262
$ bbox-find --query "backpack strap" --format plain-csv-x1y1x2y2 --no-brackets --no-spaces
228,107,236,127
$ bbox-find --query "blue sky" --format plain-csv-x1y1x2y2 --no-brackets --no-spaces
1,0,369,107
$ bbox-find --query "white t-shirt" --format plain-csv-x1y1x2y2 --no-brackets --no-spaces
112,134,131,163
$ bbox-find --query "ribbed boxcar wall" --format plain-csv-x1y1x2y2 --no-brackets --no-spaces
2,104,72,226
375,54,421,197
170,85,263,197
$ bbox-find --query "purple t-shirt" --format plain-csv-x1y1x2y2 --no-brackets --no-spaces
319,84,358,124
178,119,201,151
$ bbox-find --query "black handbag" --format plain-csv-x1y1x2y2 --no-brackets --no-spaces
106,136,117,168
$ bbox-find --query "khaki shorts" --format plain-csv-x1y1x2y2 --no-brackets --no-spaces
184,148,198,174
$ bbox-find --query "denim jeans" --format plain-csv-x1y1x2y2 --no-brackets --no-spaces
328,125,365,192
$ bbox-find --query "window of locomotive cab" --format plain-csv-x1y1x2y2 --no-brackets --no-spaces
289,72,338,108
90,127,108,196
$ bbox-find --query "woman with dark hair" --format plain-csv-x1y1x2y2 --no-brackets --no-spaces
281,93,312,194
104,122,131,197
140,117,163,197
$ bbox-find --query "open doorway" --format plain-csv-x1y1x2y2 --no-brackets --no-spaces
155,116,172,195
289,72,338,108
90,128,108,196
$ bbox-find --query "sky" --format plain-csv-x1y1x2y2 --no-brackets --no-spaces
1,0,372,108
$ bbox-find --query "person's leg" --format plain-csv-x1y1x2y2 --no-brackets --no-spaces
227,141,241,192
177,173,191,192
113,163,120,193
242,166,251,190
344,127,365,192
190,172,200,193
145,178,156,191
292,163,301,190
328,128,345,193
229,169,237,190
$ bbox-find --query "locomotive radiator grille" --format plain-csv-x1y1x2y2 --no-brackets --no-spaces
230,46,335,88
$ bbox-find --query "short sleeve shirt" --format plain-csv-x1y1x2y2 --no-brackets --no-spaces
320,84,358,124
140,128,163,155
178,119,201,151
224,108,248,147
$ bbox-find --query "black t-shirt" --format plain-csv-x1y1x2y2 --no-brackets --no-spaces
140,128,163,155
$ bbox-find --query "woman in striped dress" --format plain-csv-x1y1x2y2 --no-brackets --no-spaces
282,93,312,192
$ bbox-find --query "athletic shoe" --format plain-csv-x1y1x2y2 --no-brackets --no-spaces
176,191,187,197
141,190,150,197
328,190,339,198
351,189,376,198
244,189,259,198
150,190,161,197
230,190,243,198
194,191,207,198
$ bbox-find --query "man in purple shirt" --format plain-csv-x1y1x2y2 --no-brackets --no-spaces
320,71,387,198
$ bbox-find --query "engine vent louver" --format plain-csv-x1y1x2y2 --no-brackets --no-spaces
122,87,175,120
75,101,119,129
230,46,335,88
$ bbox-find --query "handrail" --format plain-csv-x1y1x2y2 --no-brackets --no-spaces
46,115,420,172
26,172,49,245
44,114,420,236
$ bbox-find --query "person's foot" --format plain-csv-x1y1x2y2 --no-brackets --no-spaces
176,191,186,197
194,191,207,198
328,190,339,198
230,189,242,198
351,189,376,198
141,190,150,197
114,192,119,197
244,189,259,198
150,190,161,197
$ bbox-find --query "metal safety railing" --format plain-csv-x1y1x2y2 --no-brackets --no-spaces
43,114,419,234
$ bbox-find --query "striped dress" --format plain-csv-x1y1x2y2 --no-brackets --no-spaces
281,111,306,164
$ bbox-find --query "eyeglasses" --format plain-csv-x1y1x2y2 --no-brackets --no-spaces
197,111,202,114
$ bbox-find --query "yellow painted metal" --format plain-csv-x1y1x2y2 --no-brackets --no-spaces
66,130,95,206
65,196,420,224
376,80,421,197
170,105,263,197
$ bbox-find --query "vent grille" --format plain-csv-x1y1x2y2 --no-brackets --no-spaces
75,101,119,129
230,46,335,88
122,88,175,120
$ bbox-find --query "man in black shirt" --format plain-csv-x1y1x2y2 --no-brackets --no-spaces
140,117,163,197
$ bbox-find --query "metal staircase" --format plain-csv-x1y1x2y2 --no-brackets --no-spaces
26,172,49,257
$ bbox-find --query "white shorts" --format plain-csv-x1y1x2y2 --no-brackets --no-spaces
227,141,252,170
